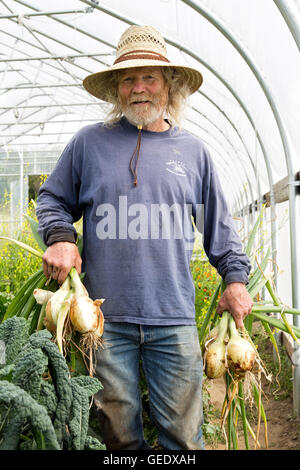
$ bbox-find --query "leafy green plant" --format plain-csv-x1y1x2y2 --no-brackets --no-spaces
0,317,105,450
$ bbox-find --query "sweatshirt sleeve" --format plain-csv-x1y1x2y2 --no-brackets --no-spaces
197,148,251,285
36,136,83,246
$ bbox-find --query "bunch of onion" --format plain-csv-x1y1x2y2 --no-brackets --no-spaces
203,311,257,379
33,268,105,368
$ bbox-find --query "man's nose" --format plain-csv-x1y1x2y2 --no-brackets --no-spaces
132,78,146,93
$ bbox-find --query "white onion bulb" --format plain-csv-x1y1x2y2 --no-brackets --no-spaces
227,316,256,373
69,295,104,335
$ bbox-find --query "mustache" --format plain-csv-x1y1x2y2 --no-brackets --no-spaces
128,95,153,104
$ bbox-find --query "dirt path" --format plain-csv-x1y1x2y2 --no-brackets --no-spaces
205,375,300,450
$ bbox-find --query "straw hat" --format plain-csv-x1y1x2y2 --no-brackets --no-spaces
83,25,203,103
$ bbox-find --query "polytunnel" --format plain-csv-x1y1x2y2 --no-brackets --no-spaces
0,0,300,419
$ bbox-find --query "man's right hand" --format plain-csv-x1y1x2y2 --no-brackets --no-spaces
42,241,82,285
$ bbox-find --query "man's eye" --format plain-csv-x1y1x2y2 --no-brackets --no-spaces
119,77,131,84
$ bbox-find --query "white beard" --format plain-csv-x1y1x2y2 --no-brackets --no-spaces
122,104,165,128
119,91,168,128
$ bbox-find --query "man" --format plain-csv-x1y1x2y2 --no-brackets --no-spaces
36,25,252,450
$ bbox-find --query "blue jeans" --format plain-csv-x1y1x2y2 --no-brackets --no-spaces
94,322,205,450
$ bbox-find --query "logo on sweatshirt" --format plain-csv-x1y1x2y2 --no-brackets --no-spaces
165,160,187,176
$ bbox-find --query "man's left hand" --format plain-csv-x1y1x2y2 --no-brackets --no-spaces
216,282,253,329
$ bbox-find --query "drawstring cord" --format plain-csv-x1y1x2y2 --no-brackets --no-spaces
129,125,142,186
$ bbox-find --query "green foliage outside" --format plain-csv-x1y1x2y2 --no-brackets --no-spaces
0,184,47,322
0,199,43,295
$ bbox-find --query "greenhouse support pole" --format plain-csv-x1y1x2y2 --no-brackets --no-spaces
240,193,247,245
0,10,88,20
9,181,14,238
274,0,300,52
274,0,300,416
19,151,23,229
291,184,300,415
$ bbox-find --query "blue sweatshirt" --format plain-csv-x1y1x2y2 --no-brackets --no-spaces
36,117,251,326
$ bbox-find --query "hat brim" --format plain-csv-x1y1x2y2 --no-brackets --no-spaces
82,59,203,103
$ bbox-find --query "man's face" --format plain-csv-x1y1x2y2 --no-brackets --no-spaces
117,67,169,128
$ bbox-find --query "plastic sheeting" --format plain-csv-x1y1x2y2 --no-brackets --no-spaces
0,0,299,208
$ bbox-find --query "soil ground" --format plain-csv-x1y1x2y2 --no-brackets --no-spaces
205,339,300,451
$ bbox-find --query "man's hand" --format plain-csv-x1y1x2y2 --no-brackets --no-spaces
216,282,253,329
42,241,82,285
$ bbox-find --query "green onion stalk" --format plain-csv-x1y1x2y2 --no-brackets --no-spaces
199,205,300,449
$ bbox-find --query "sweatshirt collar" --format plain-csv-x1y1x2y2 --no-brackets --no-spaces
119,116,173,137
